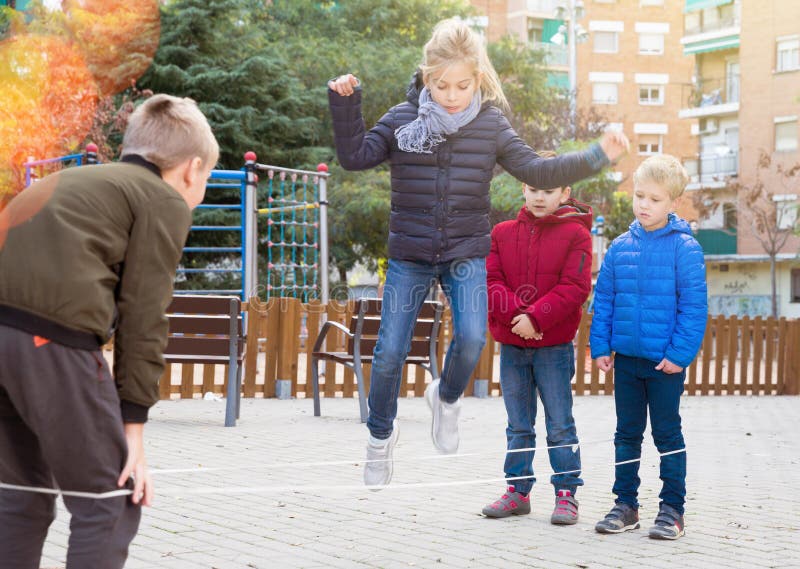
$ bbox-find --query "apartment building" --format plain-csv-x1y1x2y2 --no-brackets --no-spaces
679,0,800,317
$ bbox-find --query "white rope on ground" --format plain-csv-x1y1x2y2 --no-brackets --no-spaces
149,438,612,475
0,446,686,500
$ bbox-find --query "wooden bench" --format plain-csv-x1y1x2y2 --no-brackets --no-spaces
310,298,444,423
162,295,245,426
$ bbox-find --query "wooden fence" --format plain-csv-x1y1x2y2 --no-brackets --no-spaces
157,298,800,399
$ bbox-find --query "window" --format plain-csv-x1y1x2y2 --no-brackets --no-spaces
592,83,618,104
792,269,800,303
777,37,800,72
722,202,737,231
775,197,798,231
639,85,664,105
640,0,664,5
775,119,798,152
639,33,664,55
594,31,618,53
637,134,662,155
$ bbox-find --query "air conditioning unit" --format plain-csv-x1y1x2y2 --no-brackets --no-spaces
698,118,719,135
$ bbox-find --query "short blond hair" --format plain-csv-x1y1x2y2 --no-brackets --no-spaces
121,94,219,171
633,154,689,200
420,18,508,110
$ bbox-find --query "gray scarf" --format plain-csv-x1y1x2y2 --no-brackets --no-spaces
395,87,481,154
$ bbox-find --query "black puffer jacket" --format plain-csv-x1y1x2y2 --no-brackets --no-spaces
328,74,608,263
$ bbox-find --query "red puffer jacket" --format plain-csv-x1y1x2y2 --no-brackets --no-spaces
487,201,593,348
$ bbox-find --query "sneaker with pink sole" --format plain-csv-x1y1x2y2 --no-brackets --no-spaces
481,486,531,518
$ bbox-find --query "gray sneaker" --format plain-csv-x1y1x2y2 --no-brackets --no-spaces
482,486,531,518
425,379,461,454
550,489,579,525
648,504,685,540
363,420,399,489
595,502,640,534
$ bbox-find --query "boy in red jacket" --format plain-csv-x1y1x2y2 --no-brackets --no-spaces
482,155,593,525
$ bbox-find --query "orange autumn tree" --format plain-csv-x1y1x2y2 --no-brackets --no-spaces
0,33,97,199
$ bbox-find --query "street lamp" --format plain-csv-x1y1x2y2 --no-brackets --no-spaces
550,0,588,137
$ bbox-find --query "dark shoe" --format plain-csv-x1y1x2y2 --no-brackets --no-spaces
595,502,640,534
550,489,579,525
648,504,685,540
481,486,531,518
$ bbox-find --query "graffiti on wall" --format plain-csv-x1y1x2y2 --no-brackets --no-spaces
709,295,774,317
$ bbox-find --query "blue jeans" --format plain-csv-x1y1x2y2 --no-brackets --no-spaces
499,343,582,495
613,354,686,514
367,258,487,439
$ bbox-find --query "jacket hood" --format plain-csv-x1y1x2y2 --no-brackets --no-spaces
629,212,693,238
516,198,594,231
406,69,424,106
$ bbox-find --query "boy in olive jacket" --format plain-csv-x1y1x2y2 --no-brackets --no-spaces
0,94,218,569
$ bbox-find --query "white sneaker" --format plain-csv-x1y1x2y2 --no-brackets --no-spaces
424,379,461,454
364,420,399,489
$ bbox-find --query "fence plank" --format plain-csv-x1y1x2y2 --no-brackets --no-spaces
202,364,216,394
180,364,194,399
243,297,263,397
159,365,171,400
776,317,787,395
752,317,763,391
726,314,738,394
574,313,590,396
262,299,280,398
738,316,750,395
783,321,800,395
700,320,713,395
713,315,725,395
764,317,776,395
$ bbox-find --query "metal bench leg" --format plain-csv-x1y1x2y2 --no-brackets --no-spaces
235,362,243,420
225,361,237,427
355,363,368,424
312,355,322,417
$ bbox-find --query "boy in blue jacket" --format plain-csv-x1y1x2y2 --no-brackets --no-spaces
590,154,707,540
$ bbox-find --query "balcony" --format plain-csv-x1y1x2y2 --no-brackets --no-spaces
683,151,738,186
521,0,563,14
695,228,737,255
682,1,740,55
531,41,569,67
679,75,739,119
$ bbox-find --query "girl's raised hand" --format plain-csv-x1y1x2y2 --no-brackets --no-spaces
599,131,630,164
328,74,360,97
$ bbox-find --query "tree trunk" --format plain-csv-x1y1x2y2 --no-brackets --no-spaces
338,266,347,284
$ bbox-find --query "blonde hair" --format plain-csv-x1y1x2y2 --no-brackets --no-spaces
420,18,508,110
121,94,219,172
633,154,689,200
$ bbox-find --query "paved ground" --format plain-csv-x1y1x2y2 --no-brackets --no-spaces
38,395,800,569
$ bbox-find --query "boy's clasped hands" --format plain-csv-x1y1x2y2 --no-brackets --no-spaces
511,313,543,341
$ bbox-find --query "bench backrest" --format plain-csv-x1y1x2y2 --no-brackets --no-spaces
165,295,244,365
346,298,442,359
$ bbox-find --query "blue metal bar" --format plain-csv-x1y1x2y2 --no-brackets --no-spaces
190,226,243,231
183,247,242,253
24,153,83,167
194,204,241,210
178,268,241,274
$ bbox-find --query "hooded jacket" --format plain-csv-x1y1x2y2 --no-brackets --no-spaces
487,200,593,347
328,73,609,264
590,213,708,368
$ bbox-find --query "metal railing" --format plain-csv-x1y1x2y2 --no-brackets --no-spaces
683,151,738,183
681,75,740,109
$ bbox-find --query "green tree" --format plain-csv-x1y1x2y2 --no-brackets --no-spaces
603,190,634,243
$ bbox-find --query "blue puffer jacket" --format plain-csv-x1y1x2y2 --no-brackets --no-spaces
328,73,609,264
590,214,708,368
